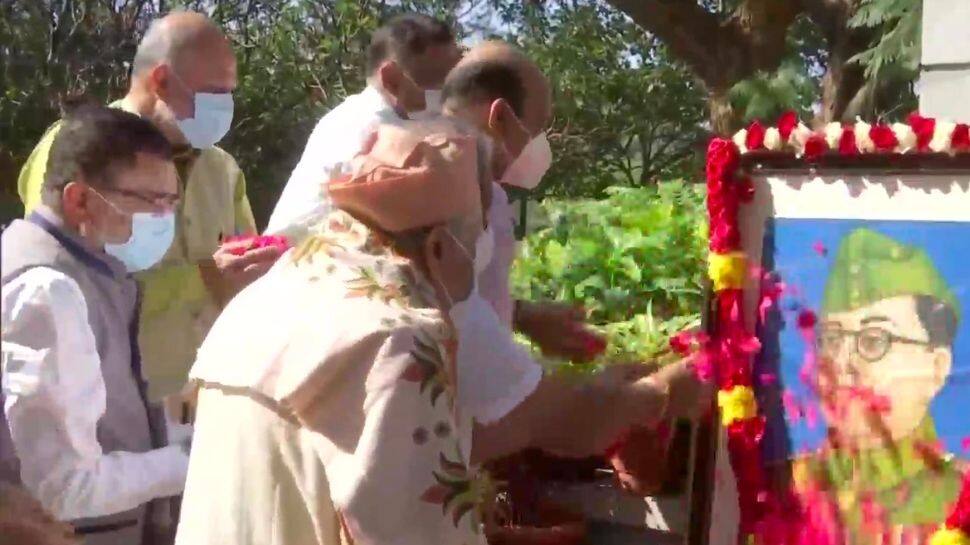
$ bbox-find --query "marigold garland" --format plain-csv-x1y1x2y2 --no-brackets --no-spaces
717,385,757,426
931,527,970,545
702,111,970,541
708,252,747,291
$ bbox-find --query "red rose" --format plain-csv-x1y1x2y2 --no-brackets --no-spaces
797,309,817,329
706,138,740,185
223,234,291,256
777,111,798,142
953,124,970,151
804,135,827,159
838,126,858,155
907,113,935,151
870,124,898,151
745,120,766,151
670,331,695,355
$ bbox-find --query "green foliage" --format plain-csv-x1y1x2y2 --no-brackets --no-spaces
849,0,921,81
729,16,824,124
483,0,709,199
0,0,161,222
512,182,706,364
848,0,920,120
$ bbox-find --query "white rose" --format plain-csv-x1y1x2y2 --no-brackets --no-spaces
763,127,783,151
789,123,813,155
892,122,917,153
855,119,875,153
824,122,843,150
930,120,956,153
732,129,748,154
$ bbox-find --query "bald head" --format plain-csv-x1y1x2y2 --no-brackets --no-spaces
442,41,551,137
132,11,230,77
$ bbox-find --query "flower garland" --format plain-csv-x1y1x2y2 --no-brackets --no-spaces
702,135,769,535
699,111,970,541
731,112,970,158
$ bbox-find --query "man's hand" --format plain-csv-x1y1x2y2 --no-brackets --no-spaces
201,240,283,304
0,483,78,544
646,357,714,421
213,240,283,287
514,301,606,362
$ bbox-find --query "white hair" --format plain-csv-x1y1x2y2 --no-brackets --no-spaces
131,11,221,76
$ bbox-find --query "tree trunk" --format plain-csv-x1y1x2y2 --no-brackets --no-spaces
708,88,737,135
818,25,871,124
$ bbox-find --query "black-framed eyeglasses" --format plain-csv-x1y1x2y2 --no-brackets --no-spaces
100,187,180,209
816,323,931,362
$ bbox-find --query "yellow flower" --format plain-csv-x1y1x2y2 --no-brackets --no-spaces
708,252,747,291
930,527,970,545
717,385,757,426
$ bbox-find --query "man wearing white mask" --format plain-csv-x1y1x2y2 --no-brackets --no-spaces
442,41,598,363
17,11,282,416
265,13,462,239
2,106,191,545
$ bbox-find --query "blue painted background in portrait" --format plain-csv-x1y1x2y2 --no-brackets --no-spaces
759,218,970,461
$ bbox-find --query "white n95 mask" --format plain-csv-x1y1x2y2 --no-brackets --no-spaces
408,90,445,122
499,132,552,190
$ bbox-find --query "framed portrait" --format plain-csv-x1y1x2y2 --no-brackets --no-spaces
706,147,970,545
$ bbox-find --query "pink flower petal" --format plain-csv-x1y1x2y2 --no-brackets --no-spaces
782,390,802,423
805,403,818,429
961,436,970,452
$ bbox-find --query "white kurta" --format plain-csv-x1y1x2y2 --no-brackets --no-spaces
265,86,402,237
1,267,188,522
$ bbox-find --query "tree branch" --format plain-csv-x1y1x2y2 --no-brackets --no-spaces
606,0,802,91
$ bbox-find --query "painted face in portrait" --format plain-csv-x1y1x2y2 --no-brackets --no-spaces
817,295,953,446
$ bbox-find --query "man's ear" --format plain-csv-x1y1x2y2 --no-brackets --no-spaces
148,64,171,97
486,98,513,135
421,225,473,309
487,98,529,157
378,61,403,96
931,347,953,392
61,181,94,230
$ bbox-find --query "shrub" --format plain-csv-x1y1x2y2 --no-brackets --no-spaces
511,181,706,365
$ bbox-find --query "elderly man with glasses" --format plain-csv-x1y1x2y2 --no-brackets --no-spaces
793,227,964,545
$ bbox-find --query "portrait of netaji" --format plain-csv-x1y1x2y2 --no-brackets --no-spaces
762,220,970,545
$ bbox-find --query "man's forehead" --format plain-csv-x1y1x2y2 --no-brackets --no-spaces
824,295,924,331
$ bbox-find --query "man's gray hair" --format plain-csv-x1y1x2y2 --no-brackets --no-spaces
131,11,221,76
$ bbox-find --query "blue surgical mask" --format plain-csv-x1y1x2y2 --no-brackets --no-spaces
91,188,176,272
172,74,234,149
104,212,176,272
